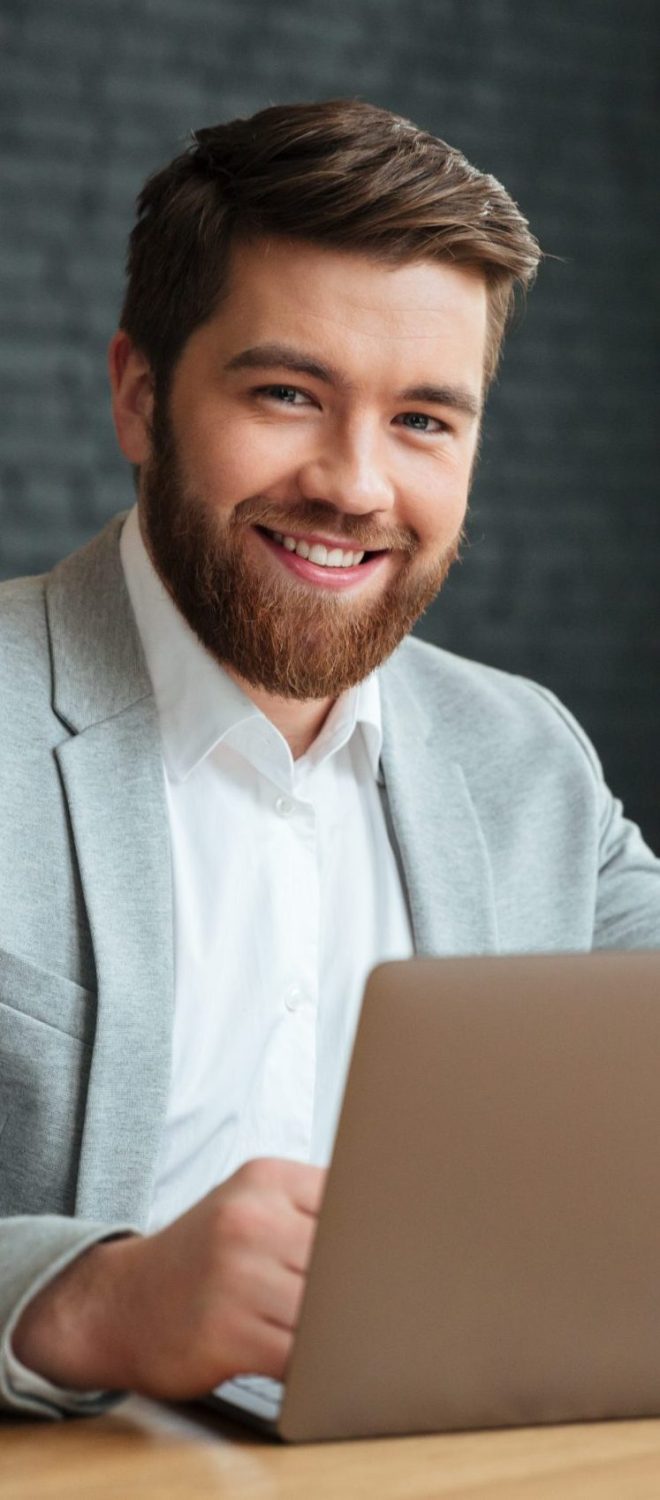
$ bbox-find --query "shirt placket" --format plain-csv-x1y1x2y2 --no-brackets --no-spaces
257,792,320,1163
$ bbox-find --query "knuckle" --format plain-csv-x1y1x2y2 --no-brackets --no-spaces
217,1191,270,1249
243,1157,283,1190
289,1276,306,1326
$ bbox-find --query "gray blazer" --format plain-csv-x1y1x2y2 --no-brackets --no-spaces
2,513,659,1415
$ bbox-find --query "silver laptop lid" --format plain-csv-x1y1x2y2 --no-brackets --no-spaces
279,951,660,1441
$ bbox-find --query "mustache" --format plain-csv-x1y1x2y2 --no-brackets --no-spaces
233,496,419,556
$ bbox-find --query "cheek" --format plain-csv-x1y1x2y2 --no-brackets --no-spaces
187,414,306,502
404,458,472,551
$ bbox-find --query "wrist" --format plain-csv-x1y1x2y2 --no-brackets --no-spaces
12,1236,141,1392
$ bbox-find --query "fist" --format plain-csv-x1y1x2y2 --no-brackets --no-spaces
117,1157,327,1399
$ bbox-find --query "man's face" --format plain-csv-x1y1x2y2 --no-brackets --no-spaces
140,237,487,700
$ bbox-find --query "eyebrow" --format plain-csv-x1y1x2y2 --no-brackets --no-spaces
224,342,481,419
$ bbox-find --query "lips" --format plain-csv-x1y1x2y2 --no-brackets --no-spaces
254,525,389,591
260,526,366,569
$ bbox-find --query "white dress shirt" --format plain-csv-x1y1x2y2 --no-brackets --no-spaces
119,508,414,1233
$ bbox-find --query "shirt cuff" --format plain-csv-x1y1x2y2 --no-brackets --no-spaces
1,1224,139,1418
5,1335,119,1415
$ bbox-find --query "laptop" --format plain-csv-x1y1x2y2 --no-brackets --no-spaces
205,950,660,1442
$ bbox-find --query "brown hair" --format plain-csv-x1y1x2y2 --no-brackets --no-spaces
120,99,541,395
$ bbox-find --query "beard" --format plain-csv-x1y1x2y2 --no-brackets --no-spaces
140,397,464,701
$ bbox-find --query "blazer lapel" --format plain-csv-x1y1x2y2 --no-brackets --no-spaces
47,516,174,1223
379,648,499,957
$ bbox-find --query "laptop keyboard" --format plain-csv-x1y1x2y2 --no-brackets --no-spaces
232,1375,284,1403
212,1373,285,1419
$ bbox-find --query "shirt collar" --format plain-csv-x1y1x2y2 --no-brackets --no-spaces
119,506,383,786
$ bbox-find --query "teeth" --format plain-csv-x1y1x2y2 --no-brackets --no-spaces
267,529,364,568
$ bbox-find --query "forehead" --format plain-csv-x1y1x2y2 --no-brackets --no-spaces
197,237,488,393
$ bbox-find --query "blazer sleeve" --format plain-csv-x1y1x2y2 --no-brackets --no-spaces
593,781,660,949
0,1216,139,1418
529,683,660,949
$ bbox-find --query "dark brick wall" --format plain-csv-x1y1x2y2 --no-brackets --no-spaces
1,0,658,849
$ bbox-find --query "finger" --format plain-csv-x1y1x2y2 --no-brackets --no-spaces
258,1322,293,1380
289,1163,328,1217
248,1261,308,1333
234,1315,293,1382
280,1207,318,1275
243,1157,327,1217
262,1268,308,1334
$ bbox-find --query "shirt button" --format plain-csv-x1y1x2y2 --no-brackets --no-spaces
284,984,304,1013
275,795,295,818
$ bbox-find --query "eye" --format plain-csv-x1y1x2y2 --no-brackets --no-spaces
395,412,448,434
257,384,312,406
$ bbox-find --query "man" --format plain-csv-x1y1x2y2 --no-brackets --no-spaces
1,99,659,1419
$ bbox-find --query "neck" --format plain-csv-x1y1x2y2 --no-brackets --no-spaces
223,668,335,758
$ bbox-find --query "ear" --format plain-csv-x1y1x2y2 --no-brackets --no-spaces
108,331,155,463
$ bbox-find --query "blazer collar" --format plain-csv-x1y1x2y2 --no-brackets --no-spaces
379,644,499,957
46,511,150,732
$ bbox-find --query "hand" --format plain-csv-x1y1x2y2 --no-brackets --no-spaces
13,1157,326,1400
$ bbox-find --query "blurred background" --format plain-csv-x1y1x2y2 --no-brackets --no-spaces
1,0,658,848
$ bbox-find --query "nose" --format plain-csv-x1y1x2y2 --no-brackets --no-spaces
297,419,395,517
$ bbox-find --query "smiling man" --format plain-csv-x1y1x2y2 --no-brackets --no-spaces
117,238,485,739
1,100,659,1419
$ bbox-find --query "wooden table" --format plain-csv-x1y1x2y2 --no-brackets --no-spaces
4,1398,660,1498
